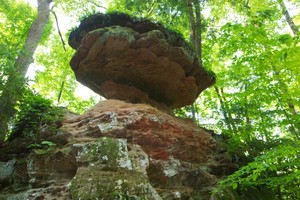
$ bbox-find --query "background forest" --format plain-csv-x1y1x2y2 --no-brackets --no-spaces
0,0,299,199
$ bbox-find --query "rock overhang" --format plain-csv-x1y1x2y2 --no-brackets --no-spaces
69,12,215,109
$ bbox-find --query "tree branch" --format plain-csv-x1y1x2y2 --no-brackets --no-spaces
278,0,299,35
89,1,107,10
50,9,66,51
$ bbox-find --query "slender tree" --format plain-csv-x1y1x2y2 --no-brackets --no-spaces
278,0,299,35
0,0,51,140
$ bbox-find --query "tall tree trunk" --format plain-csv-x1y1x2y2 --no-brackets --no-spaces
276,1,299,134
185,0,206,122
278,0,299,35
16,0,51,75
271,86,299,138
272,65,299,137
185,0,196,48
185,0,197,122
193,0,202,65
214,86,238,133
0,0,51,141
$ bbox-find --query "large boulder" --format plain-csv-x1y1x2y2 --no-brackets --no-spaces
69,13,215,109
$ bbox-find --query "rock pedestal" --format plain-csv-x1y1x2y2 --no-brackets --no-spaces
0,100,228,199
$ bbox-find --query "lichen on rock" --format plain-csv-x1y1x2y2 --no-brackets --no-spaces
69,167,161,200
70,137,160,200
76,137,132,170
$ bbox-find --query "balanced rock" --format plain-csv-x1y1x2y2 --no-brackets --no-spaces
69,13,215,109
0,100,238,199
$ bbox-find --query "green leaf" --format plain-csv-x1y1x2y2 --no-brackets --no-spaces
232,182,238,189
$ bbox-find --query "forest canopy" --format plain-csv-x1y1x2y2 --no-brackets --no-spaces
0,0,299,199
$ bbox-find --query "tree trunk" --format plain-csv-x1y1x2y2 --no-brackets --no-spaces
15,0,51,75
272,65,299,137
274,90,299,139
185,0,206,122
0,0,51,141
193,0,202,65
276,1,299,135
214,86,238,133
184,0,197,122
185,0,196,48
278,0,299,35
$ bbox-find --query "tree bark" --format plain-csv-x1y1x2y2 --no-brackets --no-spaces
275,1,300,135
185,0,207,122
0,0,51,141
184,0,197,122
15,0,51,75
193,0,202,65
185,0,196,47
278,0,299,35
214,86,238,133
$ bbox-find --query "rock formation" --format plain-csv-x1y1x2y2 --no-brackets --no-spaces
69,12,215,109
0,13,240,200
0,100,235,199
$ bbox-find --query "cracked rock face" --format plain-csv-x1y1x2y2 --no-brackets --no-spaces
69,13,215,109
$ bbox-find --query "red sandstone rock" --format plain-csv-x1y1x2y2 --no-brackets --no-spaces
62,100,215,163
69,13,215,109
0,100,240,199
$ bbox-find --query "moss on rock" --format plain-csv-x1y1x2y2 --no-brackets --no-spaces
71,137,160,199
70,167,160,199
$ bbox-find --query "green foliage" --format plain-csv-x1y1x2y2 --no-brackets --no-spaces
0,0,38,140
29,140,57,154
214,143,300,199
8,88,64,141
0,0,36,48
33,36,97,114
0,0,35,85
55,0,107,18
199,1,300,198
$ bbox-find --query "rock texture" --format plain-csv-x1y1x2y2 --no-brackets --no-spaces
69,13,215,109
0,100,230,199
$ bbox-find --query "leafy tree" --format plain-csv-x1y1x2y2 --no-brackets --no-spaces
54,0,107,17
198,0,300,198
214,142,300,199
33,35,97,114
0,0,52,141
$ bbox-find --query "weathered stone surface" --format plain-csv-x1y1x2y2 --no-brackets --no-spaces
69,13,215,109
61,100,218,198
0,160,15,189
70,137,161,199
62,100,215,163
27,151,77,188
0,100,226,199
